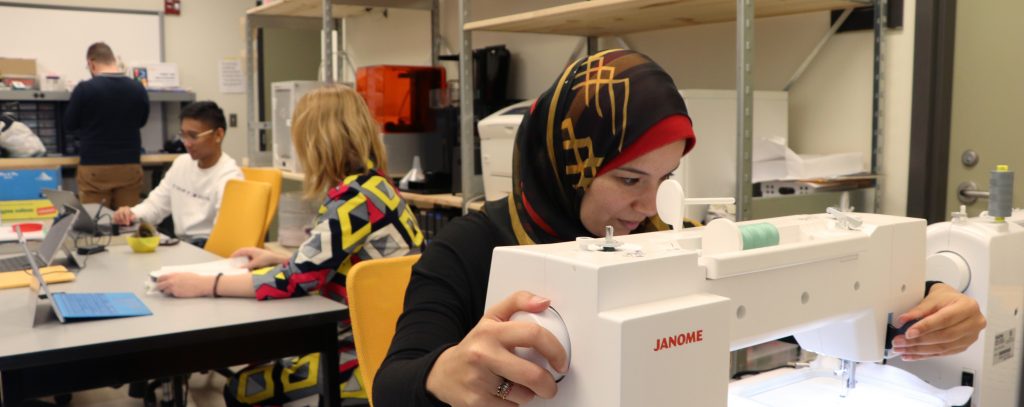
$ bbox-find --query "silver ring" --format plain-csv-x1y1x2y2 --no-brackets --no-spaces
495,379,512,400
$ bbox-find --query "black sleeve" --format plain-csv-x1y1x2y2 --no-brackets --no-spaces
138,86,150,128
373,212,500,407
64,83,87,133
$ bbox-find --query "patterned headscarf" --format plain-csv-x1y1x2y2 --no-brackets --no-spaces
507,49,696,245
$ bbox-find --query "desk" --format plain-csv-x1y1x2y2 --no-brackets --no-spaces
0,242,345,406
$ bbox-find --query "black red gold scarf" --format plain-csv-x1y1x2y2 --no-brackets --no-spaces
507,49,695,245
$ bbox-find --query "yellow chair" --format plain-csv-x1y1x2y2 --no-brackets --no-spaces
241,167,282,248
204,179,271,258
347,254,421,406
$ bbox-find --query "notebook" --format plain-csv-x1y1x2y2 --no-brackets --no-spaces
0,265,75,289
146,256,249,294
17,227,151,323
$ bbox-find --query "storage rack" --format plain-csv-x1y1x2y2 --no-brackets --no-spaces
244,0,441,167
459,0,885,219
0,89,195,156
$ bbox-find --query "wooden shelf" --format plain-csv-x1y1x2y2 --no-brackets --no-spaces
401,191,484,212
0,154,180,170
278,169,483,211
464,0,865,36
0,90,195,102
247,0,432,18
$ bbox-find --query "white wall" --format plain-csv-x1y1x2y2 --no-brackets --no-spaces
3,0,254,162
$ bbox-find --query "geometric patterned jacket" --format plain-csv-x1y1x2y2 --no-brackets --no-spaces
250,168,424,397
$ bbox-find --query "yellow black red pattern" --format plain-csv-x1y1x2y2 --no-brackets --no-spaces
225,168,422,406
509,49,692,245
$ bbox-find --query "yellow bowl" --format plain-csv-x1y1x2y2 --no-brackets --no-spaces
127,236,160,253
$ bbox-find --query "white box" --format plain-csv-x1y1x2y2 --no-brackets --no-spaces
479,100,532,201
271,81,323,173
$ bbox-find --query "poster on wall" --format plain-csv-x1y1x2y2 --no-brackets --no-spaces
219,59,245,94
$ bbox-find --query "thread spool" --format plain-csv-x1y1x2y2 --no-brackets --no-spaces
988,165,1013,220
702,218,780,255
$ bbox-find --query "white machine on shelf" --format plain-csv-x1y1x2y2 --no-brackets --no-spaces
477,90,788,215
271,80,323,172
478,100,532,201
884,205,1024,406
486,193,932,405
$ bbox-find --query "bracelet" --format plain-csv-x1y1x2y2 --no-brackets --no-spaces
213,272,224,298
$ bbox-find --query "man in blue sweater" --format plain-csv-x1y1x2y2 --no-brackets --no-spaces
65,42,150,208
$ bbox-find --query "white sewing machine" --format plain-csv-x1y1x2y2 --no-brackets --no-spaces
885,207,1024,406
486,210,930,406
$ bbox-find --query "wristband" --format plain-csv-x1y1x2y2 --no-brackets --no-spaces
213,272,224,298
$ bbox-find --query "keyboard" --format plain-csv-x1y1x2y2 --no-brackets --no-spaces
53,293,118,316
0,255,32,272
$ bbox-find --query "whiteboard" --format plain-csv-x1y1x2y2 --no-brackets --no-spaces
0,4,162,86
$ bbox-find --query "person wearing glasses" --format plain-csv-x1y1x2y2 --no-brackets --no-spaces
113,101,242,246
65,42,150,209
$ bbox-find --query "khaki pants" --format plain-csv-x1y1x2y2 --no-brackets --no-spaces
77,163,143,209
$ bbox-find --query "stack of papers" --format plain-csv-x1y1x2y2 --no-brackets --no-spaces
148,256,249,282
752,139,866,183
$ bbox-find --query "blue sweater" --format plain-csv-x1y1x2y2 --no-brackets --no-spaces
64,74,149,165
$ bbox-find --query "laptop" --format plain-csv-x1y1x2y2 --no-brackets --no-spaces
0,206,80,272
41,189,136,235
17,228,151,324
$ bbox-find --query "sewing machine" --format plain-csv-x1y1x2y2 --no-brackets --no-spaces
486,211,928,406
882,207,1024,406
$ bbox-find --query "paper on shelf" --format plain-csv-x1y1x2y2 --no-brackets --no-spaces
752,139,866,183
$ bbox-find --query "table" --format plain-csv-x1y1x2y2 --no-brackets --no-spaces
0,241,345,406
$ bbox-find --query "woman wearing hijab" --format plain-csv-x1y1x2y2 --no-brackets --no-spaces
374,49,985,407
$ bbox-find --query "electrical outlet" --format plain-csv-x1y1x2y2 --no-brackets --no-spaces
229,113,237,127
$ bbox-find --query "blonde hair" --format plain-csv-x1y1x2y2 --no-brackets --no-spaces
291,84,388,199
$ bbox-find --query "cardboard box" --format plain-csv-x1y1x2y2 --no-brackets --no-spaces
1,75,36,90
0,168,61,200
0,199,57,220
0,57,36,77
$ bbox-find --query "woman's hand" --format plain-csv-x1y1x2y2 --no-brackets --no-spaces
231,247,289,269
892,283,987,361
155,272,215,298
426,291,569,406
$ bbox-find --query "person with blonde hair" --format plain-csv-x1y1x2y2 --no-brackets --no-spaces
155,84,424,406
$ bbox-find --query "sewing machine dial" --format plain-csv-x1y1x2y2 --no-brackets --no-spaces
510,307,571,382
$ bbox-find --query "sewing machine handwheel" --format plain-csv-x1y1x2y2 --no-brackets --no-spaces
510,306,571,382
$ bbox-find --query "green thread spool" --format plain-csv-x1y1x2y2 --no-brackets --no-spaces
739,223,780,250
702,218,782,255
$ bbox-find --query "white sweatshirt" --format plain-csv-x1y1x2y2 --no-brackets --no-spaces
131,152,243,239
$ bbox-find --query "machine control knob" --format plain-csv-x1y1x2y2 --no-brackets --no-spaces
510,307,571,382
926,252,971,292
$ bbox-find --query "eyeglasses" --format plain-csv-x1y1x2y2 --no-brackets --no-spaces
175,129,214,142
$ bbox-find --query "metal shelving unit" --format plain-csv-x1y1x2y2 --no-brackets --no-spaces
244,0,441,167
461,0,884,219
0,89,195,156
